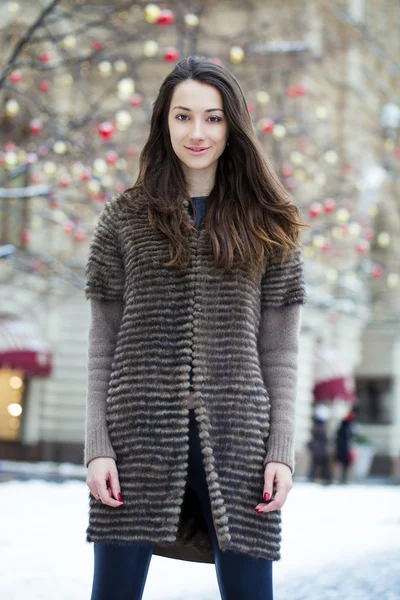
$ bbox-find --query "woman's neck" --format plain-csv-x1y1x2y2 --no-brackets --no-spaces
183,165,216,197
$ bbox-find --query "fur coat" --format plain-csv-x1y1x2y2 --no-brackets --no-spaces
84,188,307,563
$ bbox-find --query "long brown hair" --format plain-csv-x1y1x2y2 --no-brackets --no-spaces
125,55,308,275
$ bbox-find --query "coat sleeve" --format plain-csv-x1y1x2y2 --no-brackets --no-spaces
85,199,125,301
258,247,307,474
84,298,124,467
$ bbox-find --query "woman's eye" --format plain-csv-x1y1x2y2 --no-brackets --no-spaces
175,114,222,123
176,114,189,121
209,116,222,123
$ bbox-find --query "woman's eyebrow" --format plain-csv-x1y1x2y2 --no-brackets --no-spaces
172,105,224,113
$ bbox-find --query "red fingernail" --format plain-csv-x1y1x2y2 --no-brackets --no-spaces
118,493,123,502
264,492,270,502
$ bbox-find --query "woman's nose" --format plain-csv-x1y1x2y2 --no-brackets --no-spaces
189,121,205,140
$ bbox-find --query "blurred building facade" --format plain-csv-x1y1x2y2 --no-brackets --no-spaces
1,0,399,477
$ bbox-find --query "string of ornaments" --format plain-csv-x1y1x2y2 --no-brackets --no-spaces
1,1,399,298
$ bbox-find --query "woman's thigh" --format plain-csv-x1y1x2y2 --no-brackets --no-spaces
187,410,274,600
90,541,154,600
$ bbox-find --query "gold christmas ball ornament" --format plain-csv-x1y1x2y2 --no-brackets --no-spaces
293,168,306,181
8,2,21,14
229,46,244,64
118,78,135,100
59,74,73,87
290,151,304,165
93,158,108,174
348,222,361,237
303,246,314,258
184,13,199,28
145,3,161,23
114,60,128,73
256,91,270,104
17,150,26,163
368,205,378,217
272,124,286,139
387,273,399,288
377,231,390,247
316,106,329,119
62,35,76,50
43,161,57,176
336,207,350,224
101,174,114,188
87,180,101,194
115,110,132,130
5,99,20,116
116,158,128,171
98,61,112,76
324,150,338,164
312,234,325,249
53,141,67,154
4,152,18,167
143,40,159,57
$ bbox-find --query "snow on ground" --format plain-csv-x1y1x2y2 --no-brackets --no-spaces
0,477,399,599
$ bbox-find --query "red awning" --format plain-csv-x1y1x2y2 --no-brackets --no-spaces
0,314,53,377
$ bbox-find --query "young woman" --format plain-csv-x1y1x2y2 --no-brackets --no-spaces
84,55,307,600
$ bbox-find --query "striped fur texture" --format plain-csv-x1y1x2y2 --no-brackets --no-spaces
84,189,307,563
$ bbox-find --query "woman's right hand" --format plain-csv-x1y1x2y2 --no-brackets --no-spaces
86,457,125,508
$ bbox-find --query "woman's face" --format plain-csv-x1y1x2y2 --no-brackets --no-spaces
167,79,228,176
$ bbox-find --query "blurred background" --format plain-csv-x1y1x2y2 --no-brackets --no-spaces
0,1,399,599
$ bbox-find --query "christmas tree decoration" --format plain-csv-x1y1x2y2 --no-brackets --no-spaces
98,61,112,76
130,94,143,107
229,46,244,64
258,118,274,133
336,208,350,223
59,175,71,188
9,70,22,84
29,119,43,135
97,121,116,141
356,240,370,254
184,13,199,28
5,99,20,116
93,158,108,175
256,91,270,104
324,150,338,164
145,4,162,24
62,35,76,50
38,80,51,92
143,40,159,57
53,141,67,155
115,110,132,130
114,60,128,73
377,232,390,247
157,9,175,26
316,106,329,119
309,202,323,218
324,198,336,213
272,124,286,138
117,77,135,100
39,52,51,63
91,40,104,51
43,161,57,176
164,48,180,63
372,265,384,279
105,151,118,166
387,273,399,288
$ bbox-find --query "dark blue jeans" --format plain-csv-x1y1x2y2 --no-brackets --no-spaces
90,409,273,600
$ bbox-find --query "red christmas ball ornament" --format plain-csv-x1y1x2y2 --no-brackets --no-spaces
157,9,175,26
298,136,309,149
344,163,355,175
324,197,336,213
262,118,275,133
105,150,118,165
63,222,74,234
281,166,293,178
128,144,139,157
59,175,71,188
322,241,333,253
21,230,30,245
29,119,43,135
32,173,43,184
81,168,92,181
92,40,104,51
393,147,400,160
97,121,116,141
130,94,143,107
38,80,51,92
247,101,256,114
4,141,16,152
9,70,22,84
39,52,51,63
309,202,323,218
357,240,370,254
164,48,180,63
296,84,307,96
364,229,375,241
340,224,349,237
287,86,297,98
74,230,86,242
372,265,384,279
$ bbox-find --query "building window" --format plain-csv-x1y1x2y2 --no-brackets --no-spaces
355,376,393,424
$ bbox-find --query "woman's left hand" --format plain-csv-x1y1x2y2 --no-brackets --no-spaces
254,462,293,514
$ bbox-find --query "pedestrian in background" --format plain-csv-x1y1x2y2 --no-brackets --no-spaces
308,404,332,485
84,55,307,600
335,410,356,484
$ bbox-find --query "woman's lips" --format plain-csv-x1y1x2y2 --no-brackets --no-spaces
185,146,210,155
